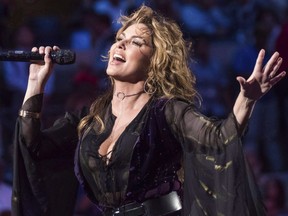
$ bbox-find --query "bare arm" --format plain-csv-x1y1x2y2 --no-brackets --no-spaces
23,46,59,104
233,49,286,131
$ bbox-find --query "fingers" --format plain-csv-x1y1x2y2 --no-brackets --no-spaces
269,70,287,86
30,46,60,64
31,47,38,52
236,76,249,92
267,57,282,80
236,76,246,85
263,51,281,82
253,49,265,77
31,46,59,53
254,50,285,85
31,46,47,54
53,45,60,51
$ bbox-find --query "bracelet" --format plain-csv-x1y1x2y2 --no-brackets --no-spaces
19,110,41,119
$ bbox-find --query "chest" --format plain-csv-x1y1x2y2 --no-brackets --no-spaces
98,111,140,159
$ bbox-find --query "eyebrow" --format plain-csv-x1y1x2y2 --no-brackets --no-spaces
120,32,149,43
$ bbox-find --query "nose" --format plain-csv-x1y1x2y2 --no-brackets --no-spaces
117,39,127,50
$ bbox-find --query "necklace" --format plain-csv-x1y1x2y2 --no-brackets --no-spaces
115,90,145,100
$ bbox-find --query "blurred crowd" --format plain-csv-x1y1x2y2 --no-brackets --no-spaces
0,0,288,215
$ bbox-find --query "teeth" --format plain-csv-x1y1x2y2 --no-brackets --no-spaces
113,54,125,62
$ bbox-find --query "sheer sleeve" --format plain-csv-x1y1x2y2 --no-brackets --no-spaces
165,99,244,153
165,99,266,216
12,94,85,216
19,94,80,160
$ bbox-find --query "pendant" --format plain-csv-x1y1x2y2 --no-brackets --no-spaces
116,92,126,100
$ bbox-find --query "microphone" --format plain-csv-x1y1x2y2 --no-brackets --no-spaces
0,49,76,65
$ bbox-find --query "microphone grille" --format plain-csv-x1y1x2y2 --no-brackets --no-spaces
52,50,76,65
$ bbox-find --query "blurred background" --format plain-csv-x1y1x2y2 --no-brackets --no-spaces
0,0,287,215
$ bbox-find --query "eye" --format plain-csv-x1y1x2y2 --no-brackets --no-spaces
131,38,145,47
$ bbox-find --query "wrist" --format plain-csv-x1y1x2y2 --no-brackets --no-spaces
23,82,45,104
233,92,257,125
22,94,43,112
244,97,257,107
239,92,257,105
27,79,45,93
19,110,41,118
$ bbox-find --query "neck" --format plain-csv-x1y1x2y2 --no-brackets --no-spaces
115,90,145,101
113,80,146,100
111,89,150,117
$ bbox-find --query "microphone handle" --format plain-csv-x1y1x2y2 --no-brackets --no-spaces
0,50,75,65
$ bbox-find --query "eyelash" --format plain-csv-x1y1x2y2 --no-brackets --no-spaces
116,37,144,47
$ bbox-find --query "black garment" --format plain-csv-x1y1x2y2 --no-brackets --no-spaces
12,94,81,216
76,98,183,214
80,101,149,208
13,95,266,216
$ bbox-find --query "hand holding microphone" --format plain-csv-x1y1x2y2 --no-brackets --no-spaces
22,46,67,103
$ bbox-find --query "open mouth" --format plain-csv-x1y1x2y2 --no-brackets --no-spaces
113,53,126,62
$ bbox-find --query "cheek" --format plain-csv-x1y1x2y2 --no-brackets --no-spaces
140,54,151,70
133,54,150,69
135,58,150,77
137,48,152,64
141,48,153,65
108,44,116,58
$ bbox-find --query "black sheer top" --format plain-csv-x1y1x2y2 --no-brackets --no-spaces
79,101,150,208
13,94,267,216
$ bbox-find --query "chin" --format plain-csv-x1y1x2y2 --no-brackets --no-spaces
106,68,116,76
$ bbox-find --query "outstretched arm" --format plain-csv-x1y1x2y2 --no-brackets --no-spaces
233,49,286,131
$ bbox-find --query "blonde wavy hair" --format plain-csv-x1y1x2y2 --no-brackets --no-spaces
78,5,198,136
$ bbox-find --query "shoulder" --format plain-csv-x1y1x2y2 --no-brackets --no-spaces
150,97,199,120
164,97,197,113
152,97,193,108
